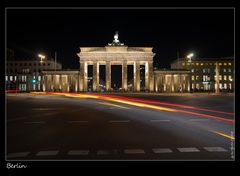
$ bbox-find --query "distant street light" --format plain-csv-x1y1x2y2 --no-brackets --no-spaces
187,53,194,93
187,53,194,60
38,54,45,63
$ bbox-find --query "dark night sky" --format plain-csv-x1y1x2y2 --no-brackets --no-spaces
7,8,234,69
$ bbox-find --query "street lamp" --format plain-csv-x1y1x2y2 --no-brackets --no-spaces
187,53,194,93
38,54,45,63
37,54,45,92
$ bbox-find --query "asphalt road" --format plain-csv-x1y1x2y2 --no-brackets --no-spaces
6,93,235,160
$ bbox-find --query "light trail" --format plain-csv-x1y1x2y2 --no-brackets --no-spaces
98,102,130,109
95,94,234,116
99,96,234,124
30,92,234,124
209,130,235,140
175,109,234,124
100,97,177,112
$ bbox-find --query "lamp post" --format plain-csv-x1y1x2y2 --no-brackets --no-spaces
187,53,194,93
38,54,45,92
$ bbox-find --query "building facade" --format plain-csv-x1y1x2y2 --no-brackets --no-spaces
154,69,190,93
42,70,79,92
77,46,155,92
6,34,234,94
77,32,155,92
6,58,62,92
171,57,234,92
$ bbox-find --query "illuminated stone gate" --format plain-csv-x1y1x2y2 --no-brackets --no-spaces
77,32,155,92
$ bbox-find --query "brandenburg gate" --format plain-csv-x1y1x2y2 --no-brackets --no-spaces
77,32,155,92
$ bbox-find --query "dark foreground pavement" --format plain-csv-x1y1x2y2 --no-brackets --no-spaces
6,93,235,160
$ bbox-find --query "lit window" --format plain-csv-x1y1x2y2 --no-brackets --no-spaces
224,75,227,80
203,75,206,81
210,63,213,65
228,62,231,66
196,76,199,80
182,63,185,66
38,76,41,81
196,83,200,89
10,76,13,81
219,63,222,66
223,69,226,72
191,76,195,80
196,63,199,66
22,75,26,82
200,63,203,66
191,69,194,72
203,69,205,73
191,63,195,65
229,75,232,81
229,83,232,90
224,83,227,89
5,76,8,81
14,76,17,81
187,63,190,66
219,76,222,80
219,84,222,89
228,68,231,72
224,63,227,66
